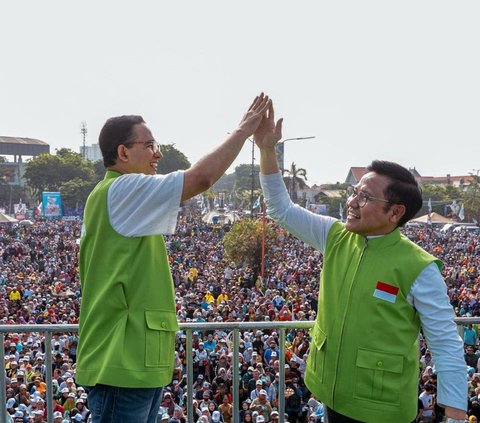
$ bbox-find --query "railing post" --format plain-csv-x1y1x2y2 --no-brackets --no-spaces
0,334,7,423
186,329,194,423
45,331,54,423
278,328,286,423
232,328,240,423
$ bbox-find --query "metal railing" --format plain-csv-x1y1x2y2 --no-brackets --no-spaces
1,318,476,423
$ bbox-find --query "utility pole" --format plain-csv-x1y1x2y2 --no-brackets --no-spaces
276,136,315,176
250,137,255,218
80,121,88,160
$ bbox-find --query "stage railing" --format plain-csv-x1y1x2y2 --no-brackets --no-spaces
0,317,476,423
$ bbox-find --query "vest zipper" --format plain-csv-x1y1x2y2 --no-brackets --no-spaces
332,237,368,409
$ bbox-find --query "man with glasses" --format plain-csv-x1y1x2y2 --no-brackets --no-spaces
253,103,467,422
76,94,272,423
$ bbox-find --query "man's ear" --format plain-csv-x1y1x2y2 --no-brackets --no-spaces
116,145,130,163
389,204,406,224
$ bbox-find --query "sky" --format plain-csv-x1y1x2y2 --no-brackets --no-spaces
1,1,479,186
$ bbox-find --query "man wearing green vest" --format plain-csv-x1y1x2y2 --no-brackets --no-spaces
253,104,467,423
76,94,272,423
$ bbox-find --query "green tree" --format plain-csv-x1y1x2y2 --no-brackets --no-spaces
23,153,63,192
418,184,462,216
92,159,106,182
284,162,307,203
324,194,347,219
156,144,190,174
223,218,278,283
233,164,260,192
213,173,235,192
59,178,97,209
24,149,94,192
462,175,480,223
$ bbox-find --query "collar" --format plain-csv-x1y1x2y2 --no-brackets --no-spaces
104,170,123,180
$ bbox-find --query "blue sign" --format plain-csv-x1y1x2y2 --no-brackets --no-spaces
42,192,63,218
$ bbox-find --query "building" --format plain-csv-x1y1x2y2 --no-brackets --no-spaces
0,136,50,186
79,143,102,162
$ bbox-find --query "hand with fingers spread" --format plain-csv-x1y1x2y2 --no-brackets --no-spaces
237,93,271,137
253,101,283,175
181,93,274,200
253,102,283,150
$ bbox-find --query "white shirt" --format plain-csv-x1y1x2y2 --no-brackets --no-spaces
107,171,184,236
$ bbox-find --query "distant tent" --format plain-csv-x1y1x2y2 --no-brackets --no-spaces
410,212,455,224
0,213,18,223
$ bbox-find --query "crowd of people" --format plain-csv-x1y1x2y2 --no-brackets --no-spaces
0,214,479,422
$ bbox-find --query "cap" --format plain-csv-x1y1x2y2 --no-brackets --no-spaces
259,389,267,396
257,416,265,423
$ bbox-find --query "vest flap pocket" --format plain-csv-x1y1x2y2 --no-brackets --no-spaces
145,309,179,332
356,348,403,373
312,326,327,351
145,310,179,368
309,326,327,383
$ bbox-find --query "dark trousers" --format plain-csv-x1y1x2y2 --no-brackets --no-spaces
325,407,364,423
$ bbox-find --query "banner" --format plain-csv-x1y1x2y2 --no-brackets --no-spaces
42,192,63,218
14,201,27,220
309,203,327,215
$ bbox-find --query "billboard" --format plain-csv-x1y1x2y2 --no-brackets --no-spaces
42,192,63,218
14,202,27,220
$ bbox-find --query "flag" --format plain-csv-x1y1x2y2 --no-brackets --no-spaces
35,202,42,216
459,204,465,221
428,198,432,214
373,281,399,303
253,195,261,209
339,203,344,221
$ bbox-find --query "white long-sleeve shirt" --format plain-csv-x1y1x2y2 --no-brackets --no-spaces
260,172,467,411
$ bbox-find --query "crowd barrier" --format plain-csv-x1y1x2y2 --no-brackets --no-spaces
0,318,476,423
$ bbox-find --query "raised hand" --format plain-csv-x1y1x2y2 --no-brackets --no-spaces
237,93,271,137
253,101,283,150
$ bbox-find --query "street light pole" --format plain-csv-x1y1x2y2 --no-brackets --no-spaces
248,135,315,218
276,136,316,176
250,137,255,218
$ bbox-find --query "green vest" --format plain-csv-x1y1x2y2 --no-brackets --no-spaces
76,170,179,388
304,222,441,423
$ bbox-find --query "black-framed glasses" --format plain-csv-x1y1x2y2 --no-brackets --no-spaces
348,187,391,208
125,140,161,154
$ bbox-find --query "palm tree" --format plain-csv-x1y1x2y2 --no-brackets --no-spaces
283,162,308,203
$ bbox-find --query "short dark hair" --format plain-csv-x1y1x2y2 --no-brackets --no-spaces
367,160,422,227
98,115,145,167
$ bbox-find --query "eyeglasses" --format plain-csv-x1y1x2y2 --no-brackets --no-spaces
348,187,392,208
125,140,161,154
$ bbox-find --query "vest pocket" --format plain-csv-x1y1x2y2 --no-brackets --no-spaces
310,326,327,383
353,347,403,405
145,309,179,368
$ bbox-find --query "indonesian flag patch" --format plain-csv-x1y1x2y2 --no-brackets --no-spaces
373,281,399,303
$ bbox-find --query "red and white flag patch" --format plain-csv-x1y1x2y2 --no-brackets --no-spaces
373,281,399,303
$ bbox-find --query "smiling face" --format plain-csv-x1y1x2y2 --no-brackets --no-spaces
114,123,163,175
345,171,405,237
